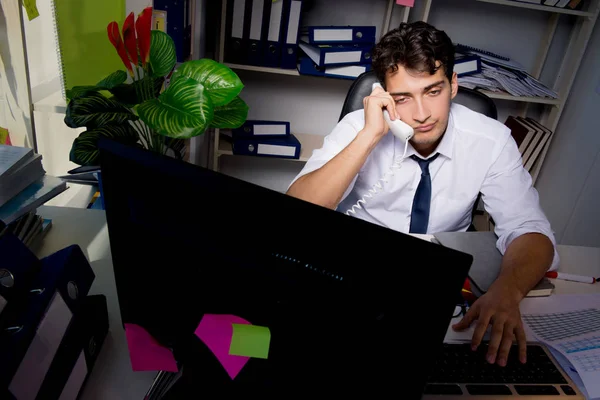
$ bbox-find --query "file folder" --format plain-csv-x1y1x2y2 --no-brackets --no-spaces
247,0,271,66
298,39,374,67
225,0,251,64
154,0,191,63
0,224,42,309
297,57,372,80
263,0,285,67
2,245,95,399
232,134,301,159
36,295,109,400
232,120,291,139
301,26,376,45
454,54,482,77
280,0,303,69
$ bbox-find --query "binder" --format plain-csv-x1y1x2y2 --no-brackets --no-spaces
0,225,42,308
263,0,285,67
280,0,303,69
232,120,291,139
247,0,271,66
301,26,376,45
454,54,482,77
298,40,374,67
2,245,95,399
297,57,372,80
232,134,301,159
225,0,252,64
154,0,191,63
36,295,109,400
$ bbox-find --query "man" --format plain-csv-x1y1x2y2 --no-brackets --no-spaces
286,21,558,367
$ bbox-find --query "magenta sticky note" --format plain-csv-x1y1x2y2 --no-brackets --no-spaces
396,0,415,6
124,323,178,372
195,314,251,379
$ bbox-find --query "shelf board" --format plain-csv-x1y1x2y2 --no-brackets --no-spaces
217,132,324,162
475,0,595,17
224,63,300,76
478,89,561,105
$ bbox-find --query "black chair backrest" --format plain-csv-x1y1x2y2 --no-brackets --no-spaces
338,70,498,121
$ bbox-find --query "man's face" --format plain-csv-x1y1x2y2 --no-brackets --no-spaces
385,63,458,154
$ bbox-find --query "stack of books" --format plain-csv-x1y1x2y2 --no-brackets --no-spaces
228,120,301,160
504,116,553,173
0,145,67,246
297,26,376,80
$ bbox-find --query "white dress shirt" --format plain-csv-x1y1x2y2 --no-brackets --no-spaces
289,103,558,270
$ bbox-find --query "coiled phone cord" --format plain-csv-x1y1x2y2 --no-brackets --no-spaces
345,138,410,216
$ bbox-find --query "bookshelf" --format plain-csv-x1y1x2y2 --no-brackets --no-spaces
418,0,600,185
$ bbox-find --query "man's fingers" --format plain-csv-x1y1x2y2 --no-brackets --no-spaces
515,323,528,364
452,305,477,332
471,311,492,352
485,317,505,364
496,324,516,367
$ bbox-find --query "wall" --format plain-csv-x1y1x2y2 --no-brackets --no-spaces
218,0,574,193
536,20,600,248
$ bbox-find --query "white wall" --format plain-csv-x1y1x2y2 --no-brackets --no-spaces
220,0,574,192
536,20,600,247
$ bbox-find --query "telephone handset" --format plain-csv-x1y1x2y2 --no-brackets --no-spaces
344,82,414,216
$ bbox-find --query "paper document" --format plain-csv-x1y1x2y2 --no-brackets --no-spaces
520,293,600,399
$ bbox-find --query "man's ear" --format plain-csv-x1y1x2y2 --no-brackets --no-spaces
450,72,458,99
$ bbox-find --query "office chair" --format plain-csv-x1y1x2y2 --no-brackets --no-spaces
338,70,498,230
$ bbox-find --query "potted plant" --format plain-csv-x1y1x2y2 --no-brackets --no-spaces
64,6,249,166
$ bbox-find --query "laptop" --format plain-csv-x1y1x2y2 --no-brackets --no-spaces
98,138,473,396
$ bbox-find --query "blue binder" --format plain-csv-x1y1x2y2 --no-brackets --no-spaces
233,134,301,159
37,295,109,400
0,224,42,306
153,0,191,63
300,26,376,45
225,0,252,64
279,0,303,69
298,40,374,67
1,245,95,397
247,0,271,66
232,120,290,139
263,0,285,67
297,57,372,80
454,54,482,77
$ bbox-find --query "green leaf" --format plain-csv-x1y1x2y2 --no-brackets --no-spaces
67,70,128,100
69,124,139,166
137,77,214,139
109,77,165,106
65,92,138,129
210,96,249,129
171,59,243,107
149,30,177,78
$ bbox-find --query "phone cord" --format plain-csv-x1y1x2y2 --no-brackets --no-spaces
345,139,410,216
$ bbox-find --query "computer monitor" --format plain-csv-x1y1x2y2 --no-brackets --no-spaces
98,137,473,396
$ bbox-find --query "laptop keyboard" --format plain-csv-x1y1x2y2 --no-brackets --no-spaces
424,343,577,396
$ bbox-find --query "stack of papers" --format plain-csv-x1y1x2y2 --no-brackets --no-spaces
521,293,600,399
459,62,558,99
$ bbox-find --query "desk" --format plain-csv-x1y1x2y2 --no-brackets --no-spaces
34,206,600,399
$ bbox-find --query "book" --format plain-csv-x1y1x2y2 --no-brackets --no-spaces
526,277,555,297
0,144,33,177
51,0,126,100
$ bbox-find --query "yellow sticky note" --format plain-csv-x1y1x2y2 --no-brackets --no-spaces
22,0,40,21
229,324,271,359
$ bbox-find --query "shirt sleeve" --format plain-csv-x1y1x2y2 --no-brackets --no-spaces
287,112,363,203
480,133,559,271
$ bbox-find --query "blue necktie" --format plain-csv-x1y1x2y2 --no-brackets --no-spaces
409,153,440,234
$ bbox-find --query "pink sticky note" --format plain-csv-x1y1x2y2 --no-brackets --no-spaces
195,314,251,379
396,0,415,6
124,323,179,372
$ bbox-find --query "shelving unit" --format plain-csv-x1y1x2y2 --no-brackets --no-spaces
210,0,406,171
419,0,599,185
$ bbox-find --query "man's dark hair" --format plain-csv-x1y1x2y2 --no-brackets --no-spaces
372,21,455,85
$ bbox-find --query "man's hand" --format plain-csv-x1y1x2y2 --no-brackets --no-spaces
362,85,398,140
452,284,527,367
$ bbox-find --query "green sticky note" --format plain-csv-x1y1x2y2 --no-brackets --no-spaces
229,324,271,359
22,0,40,21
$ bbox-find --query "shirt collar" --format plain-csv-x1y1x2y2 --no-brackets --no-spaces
403,106,455,160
